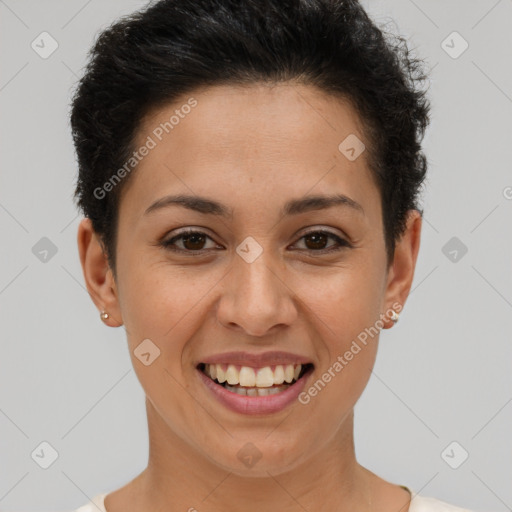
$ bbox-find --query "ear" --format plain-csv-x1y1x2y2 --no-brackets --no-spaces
77,218,123,327
381,209,422,329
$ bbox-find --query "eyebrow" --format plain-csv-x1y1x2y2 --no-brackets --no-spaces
143,193,364,218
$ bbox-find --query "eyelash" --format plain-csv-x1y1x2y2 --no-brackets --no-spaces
160,228,351,255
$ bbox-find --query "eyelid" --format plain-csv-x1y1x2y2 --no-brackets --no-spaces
297,225,349,240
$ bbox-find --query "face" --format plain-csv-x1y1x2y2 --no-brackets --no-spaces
79,82,420,478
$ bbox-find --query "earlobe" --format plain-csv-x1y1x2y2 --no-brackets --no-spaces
77,218,123,327
381,209,422,329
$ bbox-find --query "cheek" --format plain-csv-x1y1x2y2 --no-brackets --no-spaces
298,291,379,422
295,261,384,342
292,259,382,398
117,256,191,332
117,259,224,370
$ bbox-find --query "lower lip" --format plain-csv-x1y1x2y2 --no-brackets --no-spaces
197,366,313,415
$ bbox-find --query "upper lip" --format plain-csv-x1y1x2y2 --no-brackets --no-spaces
198,351,313,367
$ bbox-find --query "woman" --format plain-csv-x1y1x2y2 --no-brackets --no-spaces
70,0,473,510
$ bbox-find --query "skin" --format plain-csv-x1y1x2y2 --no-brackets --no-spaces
78,82,421,512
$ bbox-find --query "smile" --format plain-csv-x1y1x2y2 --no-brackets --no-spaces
200,362,312,394
196,362,314,414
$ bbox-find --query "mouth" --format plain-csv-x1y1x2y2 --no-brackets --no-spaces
197,362,314,397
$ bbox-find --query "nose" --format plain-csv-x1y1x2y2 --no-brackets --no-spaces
215,251,298,337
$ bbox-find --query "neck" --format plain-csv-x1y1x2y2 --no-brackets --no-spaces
135,398,372,512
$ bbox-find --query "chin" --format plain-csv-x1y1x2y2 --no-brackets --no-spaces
206,436,310,477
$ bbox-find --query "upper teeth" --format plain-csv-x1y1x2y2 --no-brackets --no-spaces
204,363,302,387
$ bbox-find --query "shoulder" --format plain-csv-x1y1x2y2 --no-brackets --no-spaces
410,492,475,512
72,493,107,512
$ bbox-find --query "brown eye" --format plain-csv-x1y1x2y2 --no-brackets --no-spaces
304,232,329,250
160,228,351,255
161,230,218,253
293,230,351,253
179,232,207,250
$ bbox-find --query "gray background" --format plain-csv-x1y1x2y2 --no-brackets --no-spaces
0,0,511,511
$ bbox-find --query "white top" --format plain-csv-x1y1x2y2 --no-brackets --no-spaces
73,489,475,512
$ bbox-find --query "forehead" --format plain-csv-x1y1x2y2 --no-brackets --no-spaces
119,82,380,221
